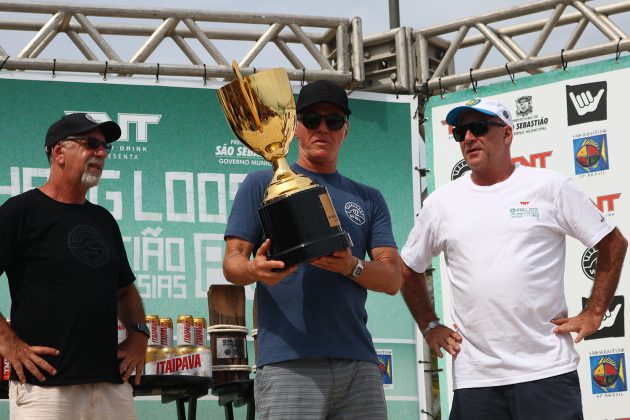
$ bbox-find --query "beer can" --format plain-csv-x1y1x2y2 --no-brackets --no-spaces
145,315,161,347
159,317,173,348
193,317,207,347
2,319,10,381
194,346,212,377
3,353,11,381
167,346,211,376
145,346,175,375
117,320,127,344
176,315,194,347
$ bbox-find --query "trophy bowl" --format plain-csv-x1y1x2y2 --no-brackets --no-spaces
217,63,352,266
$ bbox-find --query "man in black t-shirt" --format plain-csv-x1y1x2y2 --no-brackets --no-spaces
0,113,149,420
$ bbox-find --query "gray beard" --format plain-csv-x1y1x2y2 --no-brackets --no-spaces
81,157,103,188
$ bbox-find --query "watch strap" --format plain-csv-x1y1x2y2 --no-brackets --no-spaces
422,319,442,337
128,323,150,339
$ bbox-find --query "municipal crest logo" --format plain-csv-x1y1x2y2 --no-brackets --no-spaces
451,159,470,180
590,353,627,394
573,134,609,175
515,96,533,117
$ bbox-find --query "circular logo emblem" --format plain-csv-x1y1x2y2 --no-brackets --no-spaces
345,202,365,225
68,225,110,267
581,247,598,281
451,159,471,180
465,99,481,106
502,110,510,119
575,139,602,168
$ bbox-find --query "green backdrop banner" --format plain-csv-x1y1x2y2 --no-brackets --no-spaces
0,73,421,418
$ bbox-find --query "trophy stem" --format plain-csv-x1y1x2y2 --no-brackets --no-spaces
264,157,316,204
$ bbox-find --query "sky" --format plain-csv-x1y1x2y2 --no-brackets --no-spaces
1,0,628,81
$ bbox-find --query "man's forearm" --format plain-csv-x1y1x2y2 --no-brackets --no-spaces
587,228,628,316
223,252,256,286
401,263,439,331
117,285,147,326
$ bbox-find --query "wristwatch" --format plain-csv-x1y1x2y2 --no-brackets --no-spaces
348,258,364,279
128,323,151,339
422,319,442,337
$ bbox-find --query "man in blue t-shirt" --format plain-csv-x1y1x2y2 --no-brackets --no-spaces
223,80,402,419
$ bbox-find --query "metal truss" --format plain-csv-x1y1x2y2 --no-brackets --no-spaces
413,0,630,95
1,1,629,94
0,1,363,85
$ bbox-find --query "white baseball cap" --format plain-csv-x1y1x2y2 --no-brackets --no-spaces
446,98,513,127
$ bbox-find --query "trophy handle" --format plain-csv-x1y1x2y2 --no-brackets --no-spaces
231,61,263,132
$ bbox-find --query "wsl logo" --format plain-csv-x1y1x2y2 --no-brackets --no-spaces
573,134,609,175
581,247,598,280
590,352,627,395
344,202,365,225
451,159,470,180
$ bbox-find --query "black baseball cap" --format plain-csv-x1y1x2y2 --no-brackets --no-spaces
296,80,351,115
45,113,122,152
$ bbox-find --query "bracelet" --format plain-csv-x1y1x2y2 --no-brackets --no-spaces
422,319,442,337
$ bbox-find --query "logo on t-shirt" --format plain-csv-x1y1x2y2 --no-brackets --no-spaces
566,81,607,126
581,247,598,280
589,352,627,395
509,202,539,220
344,202,365,225
451,159,470,180
68,225,110,267
582,296,625,340
573,134,609,175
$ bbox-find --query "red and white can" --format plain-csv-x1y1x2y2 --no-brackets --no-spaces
2,319,10,381
176,315,194,347
159,317,173,348
146,315,161,347
193,317,207,347
117,320,127,344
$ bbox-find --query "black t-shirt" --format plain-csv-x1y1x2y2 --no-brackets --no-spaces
0,188,135,385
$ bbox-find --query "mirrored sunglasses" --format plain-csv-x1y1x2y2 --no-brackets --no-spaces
452,120,506,142
299,113,347,131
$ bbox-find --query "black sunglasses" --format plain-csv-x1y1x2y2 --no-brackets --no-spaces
66,136,112,153
298,113,347,131
452,120,506,142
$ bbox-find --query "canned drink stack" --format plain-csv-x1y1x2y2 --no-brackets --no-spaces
193,317,207,347
2,319,11,381
176,315,194,347
117,319,127,344
159,317,173,348
145,315,161,347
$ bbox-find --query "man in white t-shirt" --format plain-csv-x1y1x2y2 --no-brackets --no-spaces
400,98,628,420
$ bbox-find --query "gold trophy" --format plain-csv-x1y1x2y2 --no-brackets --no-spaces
217,62,352,266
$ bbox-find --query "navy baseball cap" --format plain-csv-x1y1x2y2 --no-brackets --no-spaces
45,113,121,152
296,80,351,115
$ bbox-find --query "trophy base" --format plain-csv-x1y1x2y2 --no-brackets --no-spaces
258,186,353,267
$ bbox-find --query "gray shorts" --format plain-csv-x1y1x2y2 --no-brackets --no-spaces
255,358,387,420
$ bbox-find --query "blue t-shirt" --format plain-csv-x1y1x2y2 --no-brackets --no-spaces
225,163,396,366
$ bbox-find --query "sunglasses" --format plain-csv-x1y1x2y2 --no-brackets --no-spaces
452,120,506,142
66,136,112,153
298,113,347,131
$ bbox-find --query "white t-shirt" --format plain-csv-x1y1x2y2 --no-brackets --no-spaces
401,165,614,389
